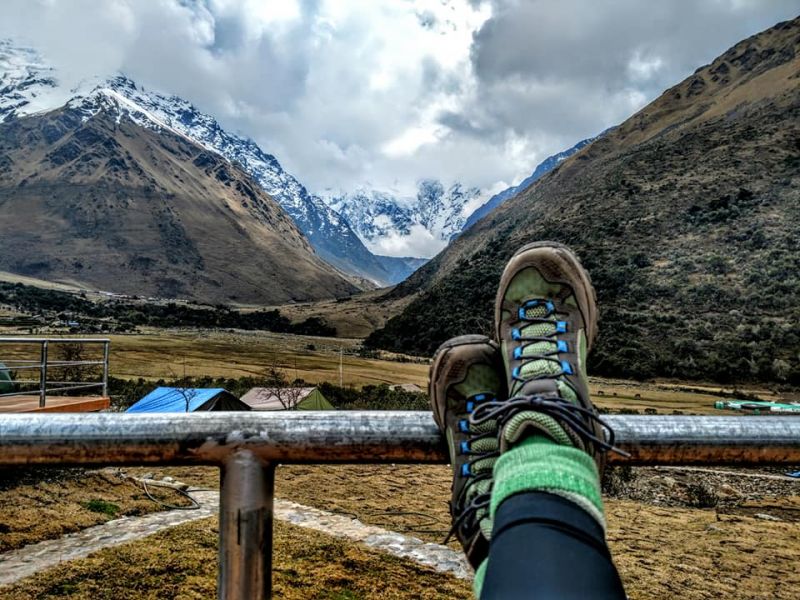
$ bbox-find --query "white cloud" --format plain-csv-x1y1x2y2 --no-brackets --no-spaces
0,0,797,201
367,224,446,258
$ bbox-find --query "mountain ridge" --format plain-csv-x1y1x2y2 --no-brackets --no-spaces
0,97,359,303
0,43,411,286
366,17,800,385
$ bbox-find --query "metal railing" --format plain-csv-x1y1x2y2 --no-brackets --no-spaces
0,338,110,407
1,411,800,599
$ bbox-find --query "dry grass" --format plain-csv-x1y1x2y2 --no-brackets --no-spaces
99,329,779,413
0,517,472,600
0,322,781,414
104,330,429,388
4,464,800,599
0,469,193,553
608,498,800,599
588,377,781,415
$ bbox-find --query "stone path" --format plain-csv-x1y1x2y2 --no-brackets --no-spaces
275,499,470,580
0,491,470,586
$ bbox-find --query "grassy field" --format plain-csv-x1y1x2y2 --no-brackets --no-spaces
1,517,473,600
3,464,800,599
106,330,429,388
0,327,783,412
101,329,781,414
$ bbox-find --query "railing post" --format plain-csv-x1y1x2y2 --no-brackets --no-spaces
218,450,274,600
39,340,48,408
102,341,110,397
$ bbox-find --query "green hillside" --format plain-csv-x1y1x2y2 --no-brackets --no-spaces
367,18,800,385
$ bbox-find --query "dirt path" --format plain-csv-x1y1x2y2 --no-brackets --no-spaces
0,490,468,588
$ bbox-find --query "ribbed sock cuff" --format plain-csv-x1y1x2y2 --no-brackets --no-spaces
490,435,605,529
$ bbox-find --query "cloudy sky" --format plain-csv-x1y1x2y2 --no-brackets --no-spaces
1,0,797,200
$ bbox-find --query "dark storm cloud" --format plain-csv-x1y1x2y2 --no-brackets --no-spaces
0,0,797,199
466,0,800,142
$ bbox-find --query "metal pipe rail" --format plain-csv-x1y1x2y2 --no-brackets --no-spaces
0,337,110,405
2,412,800,599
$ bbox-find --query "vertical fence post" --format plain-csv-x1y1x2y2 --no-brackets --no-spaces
39,340,48,408
218,450,274,600
102,341,110,397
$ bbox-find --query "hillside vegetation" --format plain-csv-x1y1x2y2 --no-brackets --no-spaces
367,18,800,385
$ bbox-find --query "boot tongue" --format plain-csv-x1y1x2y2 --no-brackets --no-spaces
501,377,575,451
517,378,560,399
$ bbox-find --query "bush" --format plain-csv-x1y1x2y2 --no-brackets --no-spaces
83,499,120,516
0,282,337,336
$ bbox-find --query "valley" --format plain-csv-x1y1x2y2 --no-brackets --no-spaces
0,10,799,600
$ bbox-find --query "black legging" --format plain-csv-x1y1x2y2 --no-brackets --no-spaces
481,492,626,600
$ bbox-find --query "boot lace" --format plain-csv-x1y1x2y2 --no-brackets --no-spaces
508,298,574,387
470,395,629,457
443,393,499,543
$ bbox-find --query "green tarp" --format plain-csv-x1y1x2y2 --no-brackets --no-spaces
295,388,334,411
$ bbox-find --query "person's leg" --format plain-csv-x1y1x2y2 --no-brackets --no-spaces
480,490,625,599
476,242,625,599
429,242,627,599
475,437,626,598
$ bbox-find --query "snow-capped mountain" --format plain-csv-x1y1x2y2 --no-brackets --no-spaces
0,40,65,121
326,180,482,258
0,40,415,286
460,136,598,233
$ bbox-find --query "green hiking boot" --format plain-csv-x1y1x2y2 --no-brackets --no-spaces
487,241,619,467
429,334,507,568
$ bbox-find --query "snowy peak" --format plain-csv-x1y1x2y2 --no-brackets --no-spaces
326,180,482,258
0,40,415,286
0,40,64,121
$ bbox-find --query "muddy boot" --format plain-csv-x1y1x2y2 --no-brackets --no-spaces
429,334,507,568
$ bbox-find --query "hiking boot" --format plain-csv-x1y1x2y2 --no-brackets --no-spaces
488,241,618,468
429,334,507,568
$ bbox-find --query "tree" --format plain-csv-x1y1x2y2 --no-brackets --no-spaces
260,360,304,410
174,385,199,412
167,367,198,412
57,342,88,383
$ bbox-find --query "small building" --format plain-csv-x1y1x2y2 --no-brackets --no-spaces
126,387,250,413
241,387,334,411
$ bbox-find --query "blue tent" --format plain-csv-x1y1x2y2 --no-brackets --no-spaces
126,387,250,413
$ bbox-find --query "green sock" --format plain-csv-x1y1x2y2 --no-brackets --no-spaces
472,435,604,599
473,559,487,599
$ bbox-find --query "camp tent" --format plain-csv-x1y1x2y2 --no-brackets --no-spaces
126,387,250,413
0,362,13,395
240,387,334,411
389,383,424,393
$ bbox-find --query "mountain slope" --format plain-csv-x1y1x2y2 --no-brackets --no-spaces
0,44,398,287
0,101,358,304
101,79,395,285
367,17,800,385
461,136,597,233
